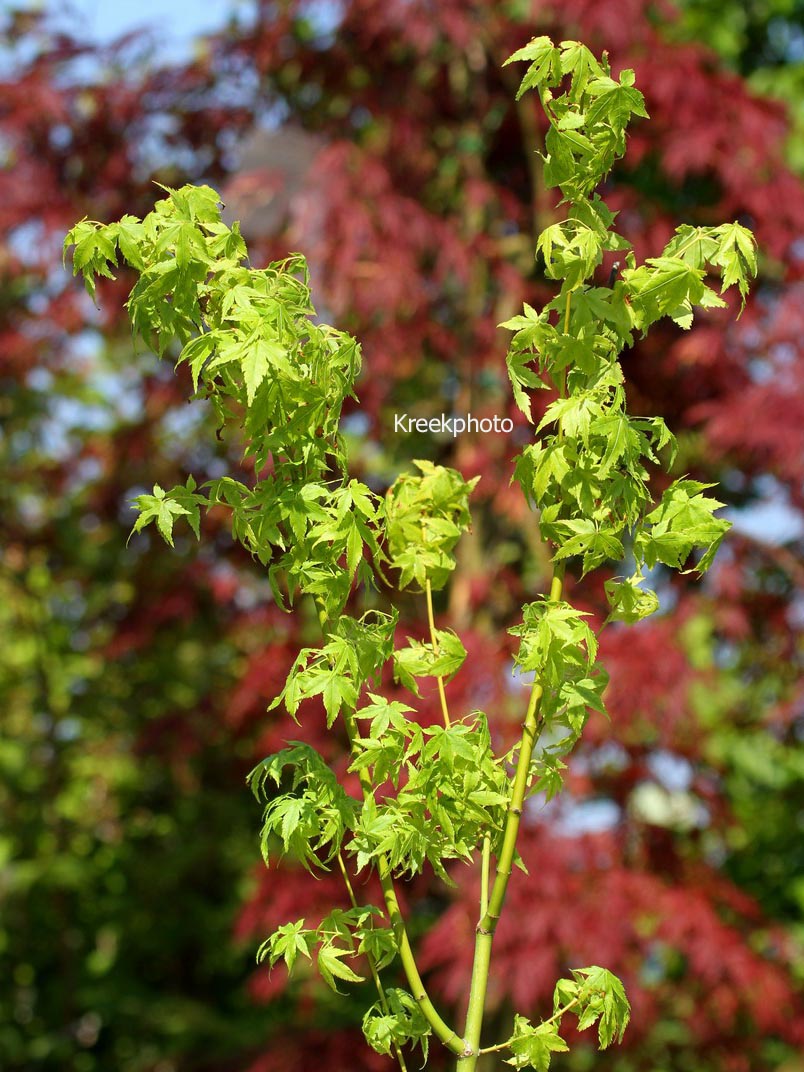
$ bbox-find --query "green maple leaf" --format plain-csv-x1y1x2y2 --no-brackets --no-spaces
131,485,191,547
317,942,364,993
505,1015,569,1071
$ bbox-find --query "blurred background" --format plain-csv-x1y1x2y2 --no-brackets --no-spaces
1,1,803,1069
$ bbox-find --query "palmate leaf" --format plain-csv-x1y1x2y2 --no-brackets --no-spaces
514,441,571,506
566,966,632,1047
65,185,365,508
621,255,707,332
350,694,418,787
506,39,647,197
536,203,630,291
66,221,119,296
635,478,731,573
504,1015,569,1071
711,221,758,305
604,572,660,623
663,223,721,268
503,36,562,98
275,649,359,726
273,610,397,725
129,479,206,547
530,750,568,802
354,694,416,738
557,670,609,730
665,221,758,302
550,517,624,575
506,349,546,422
560,39,604,99
241,337,287,404
536,214,608,289
317,942,365,992
502,967,630,1069
393,630,467,694
259,907,395,995
350,715,508,881
363,988,431,1064
315,908,394,991
385,461,479,591
247,743,358,871
354,916,397,972
257,919,314,973
510,599,598,681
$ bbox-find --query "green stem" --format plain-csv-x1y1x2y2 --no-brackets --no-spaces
460,907,494,1067
313,596,465,1055
476,998,579,1056
477,1039,510,1057
458,566,565,1069
462,834,492,1063
377,857,465,1055
480,835,490,920
425,578,451,728
560,287,572,400
337,852,409,1072
341,703,466,1057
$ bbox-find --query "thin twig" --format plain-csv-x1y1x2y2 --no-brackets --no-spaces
480,834,491,920
425,578,451,728
337,852,409,1072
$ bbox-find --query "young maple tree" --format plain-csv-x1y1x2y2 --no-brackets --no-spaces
65,37,758,1070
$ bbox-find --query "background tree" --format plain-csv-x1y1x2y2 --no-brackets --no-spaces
1,2,802,1070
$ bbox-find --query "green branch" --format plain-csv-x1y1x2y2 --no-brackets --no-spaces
337,852,409,1072
342,704,466,1057
311,593,464,1054
459,567,564,1068
425,578,452,728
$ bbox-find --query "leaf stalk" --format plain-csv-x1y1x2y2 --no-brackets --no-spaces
337,852,409,1072
425,578,452,728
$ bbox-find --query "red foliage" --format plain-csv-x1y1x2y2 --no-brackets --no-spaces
597,614,700,751
244,1028,389,1072
420,826,804,1049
